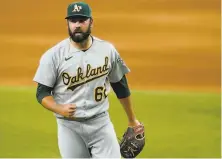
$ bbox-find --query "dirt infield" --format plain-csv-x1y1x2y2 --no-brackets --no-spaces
0,0,220,92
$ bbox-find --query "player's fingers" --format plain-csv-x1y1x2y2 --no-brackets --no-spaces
69,107,76,111
69,109,75,113
69,104,76,109
67,112,74,118
68,110,74,114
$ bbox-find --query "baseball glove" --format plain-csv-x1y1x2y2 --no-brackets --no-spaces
119,123,145,158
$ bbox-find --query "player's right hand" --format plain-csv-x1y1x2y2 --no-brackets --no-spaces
57,104,76,118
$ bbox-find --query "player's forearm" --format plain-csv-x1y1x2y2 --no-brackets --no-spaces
41,96,61,114
36,83,60,114
119,96,137,123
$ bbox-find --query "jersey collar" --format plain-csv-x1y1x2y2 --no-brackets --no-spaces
68,38,80,53
68,36,94,53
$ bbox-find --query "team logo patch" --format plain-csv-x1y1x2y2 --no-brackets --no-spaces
72,4,82,12
117,56,126,66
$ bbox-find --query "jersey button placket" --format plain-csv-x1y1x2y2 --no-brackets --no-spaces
83,54,88,113
84,58,88,96
85,55,89,91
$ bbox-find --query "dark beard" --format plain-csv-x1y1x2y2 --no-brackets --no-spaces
68,24,91,43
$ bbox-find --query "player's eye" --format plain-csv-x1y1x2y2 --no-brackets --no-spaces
79,18,89,23
79,19,85,23
69,19,78,23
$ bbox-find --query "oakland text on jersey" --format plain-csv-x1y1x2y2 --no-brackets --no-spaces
62,56,109,91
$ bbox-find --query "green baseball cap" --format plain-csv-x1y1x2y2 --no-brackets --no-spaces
65,2,92,19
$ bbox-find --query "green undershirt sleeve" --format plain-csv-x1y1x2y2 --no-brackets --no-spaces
36,83,53,104
110,75,131,99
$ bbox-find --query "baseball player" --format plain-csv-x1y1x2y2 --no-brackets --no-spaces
33,1,141,158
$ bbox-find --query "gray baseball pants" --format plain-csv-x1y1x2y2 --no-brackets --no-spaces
56,111,121,158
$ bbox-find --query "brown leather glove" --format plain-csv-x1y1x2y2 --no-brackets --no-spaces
119,123,145,158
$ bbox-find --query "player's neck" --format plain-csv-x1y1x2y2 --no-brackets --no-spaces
71,36,93,51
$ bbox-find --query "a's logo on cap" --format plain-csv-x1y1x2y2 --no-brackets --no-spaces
72,4,82,12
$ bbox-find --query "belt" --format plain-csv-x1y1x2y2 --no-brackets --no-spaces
57,112,106,122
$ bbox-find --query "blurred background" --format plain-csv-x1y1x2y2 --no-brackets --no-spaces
0,0,220,158
0,0,220,92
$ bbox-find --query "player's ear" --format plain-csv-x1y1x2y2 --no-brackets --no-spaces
90,18,93,28
66,20,69,29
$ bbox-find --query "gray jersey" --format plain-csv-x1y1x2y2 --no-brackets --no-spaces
33,36,130,118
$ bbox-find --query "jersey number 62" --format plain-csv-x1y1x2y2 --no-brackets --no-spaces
94,85,108,102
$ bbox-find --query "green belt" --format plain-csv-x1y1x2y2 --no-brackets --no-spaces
56,112,106,122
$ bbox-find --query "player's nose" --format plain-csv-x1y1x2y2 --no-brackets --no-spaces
75,21,81,27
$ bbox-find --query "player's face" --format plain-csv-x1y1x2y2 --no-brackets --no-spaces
67,16,92,43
